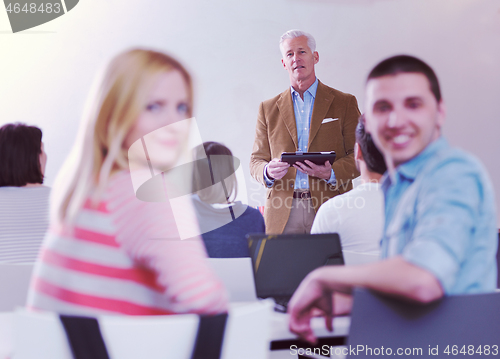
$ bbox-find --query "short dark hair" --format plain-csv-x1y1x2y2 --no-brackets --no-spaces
367,55,441,103
355,116,387,175
0,123,44,187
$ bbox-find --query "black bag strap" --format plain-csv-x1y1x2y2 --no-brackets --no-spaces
190,313,228,359
59,315,110,359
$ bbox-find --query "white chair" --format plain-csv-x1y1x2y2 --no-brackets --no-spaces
0,264,33,312
13,300,273,359
207,258,258,302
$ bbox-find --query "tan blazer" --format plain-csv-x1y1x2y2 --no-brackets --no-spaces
250,80,361,234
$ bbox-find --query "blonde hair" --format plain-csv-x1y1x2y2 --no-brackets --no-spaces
52,48,193,225
192,142,238,204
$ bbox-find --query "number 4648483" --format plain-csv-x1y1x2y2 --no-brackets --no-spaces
5,2,61,14
444,345,499,356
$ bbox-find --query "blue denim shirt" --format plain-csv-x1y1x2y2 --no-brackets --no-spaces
380,137,497,294
264,78,336,188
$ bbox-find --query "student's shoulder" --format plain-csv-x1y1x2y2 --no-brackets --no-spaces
428,146,491,183
241,204,264,219
419,145,494,204
318,191,350,213
104,171,136,198
102,170,162,215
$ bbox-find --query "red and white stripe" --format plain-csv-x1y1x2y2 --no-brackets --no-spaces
27,171,228,316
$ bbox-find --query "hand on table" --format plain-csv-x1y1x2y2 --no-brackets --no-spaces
309,292,353,317
287,268,353,344
267,158,290,180
294,160,331,180
287,269,333,344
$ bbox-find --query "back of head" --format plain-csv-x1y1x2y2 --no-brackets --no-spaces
367,55,441,102
192,141,238,204
0,123,43,187
356,116,387,175
279,29,316,55
53,48,193,224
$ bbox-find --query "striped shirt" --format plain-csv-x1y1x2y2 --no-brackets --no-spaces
27,171,228,316
0,186,50,264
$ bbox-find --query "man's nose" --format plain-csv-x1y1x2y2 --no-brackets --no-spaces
387,109,405,128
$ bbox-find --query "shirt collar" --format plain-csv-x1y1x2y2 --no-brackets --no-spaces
398,137,448,180
381,137,448,188
290,77,319,99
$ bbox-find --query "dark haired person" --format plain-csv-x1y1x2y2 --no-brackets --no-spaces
0,123,49,264
311,116,387,255
192,142,265,258
288,55,497,343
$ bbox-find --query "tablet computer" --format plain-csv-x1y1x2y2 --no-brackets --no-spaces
280,151,336,166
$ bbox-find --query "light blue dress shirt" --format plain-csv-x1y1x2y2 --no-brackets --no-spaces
264,78,336,189
380,137,498,294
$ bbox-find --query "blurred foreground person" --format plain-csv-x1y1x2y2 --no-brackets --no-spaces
288,55,497,343
0,123,49,264
27,49,228,315
191,141,265,258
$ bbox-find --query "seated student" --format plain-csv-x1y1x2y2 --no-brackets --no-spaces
27,48,228,316
288,55,498,343
0,123,50,264
191,142,265,258
311,115,386,255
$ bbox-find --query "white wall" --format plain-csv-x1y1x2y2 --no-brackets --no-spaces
1,0,499,225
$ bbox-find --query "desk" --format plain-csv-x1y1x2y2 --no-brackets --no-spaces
270,311,350,341
0,306,351,359
269,311,350,358
228,301,350,341
0,312,13,359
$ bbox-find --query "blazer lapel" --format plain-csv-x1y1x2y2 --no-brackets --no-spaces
308,81,335,147
277,89,298,149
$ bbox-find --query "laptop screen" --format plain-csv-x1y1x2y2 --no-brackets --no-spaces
246,233,344,299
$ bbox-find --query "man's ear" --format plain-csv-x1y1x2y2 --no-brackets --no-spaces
313,51,319,65
436,100,447,129
281,58,286,70
354,143,363,161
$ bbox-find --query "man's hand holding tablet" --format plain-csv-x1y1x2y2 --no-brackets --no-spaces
294,160,331,180
280,151,336,180
266,158,290,180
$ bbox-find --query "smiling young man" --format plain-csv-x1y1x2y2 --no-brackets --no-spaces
288,55,498,343
250,30,360,234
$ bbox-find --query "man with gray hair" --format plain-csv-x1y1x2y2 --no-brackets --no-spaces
250,29,361,234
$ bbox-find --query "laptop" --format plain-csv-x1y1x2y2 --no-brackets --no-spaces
347,288,500,358
246,233,344,311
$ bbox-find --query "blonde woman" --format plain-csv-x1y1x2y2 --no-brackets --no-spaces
27,49,228,315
